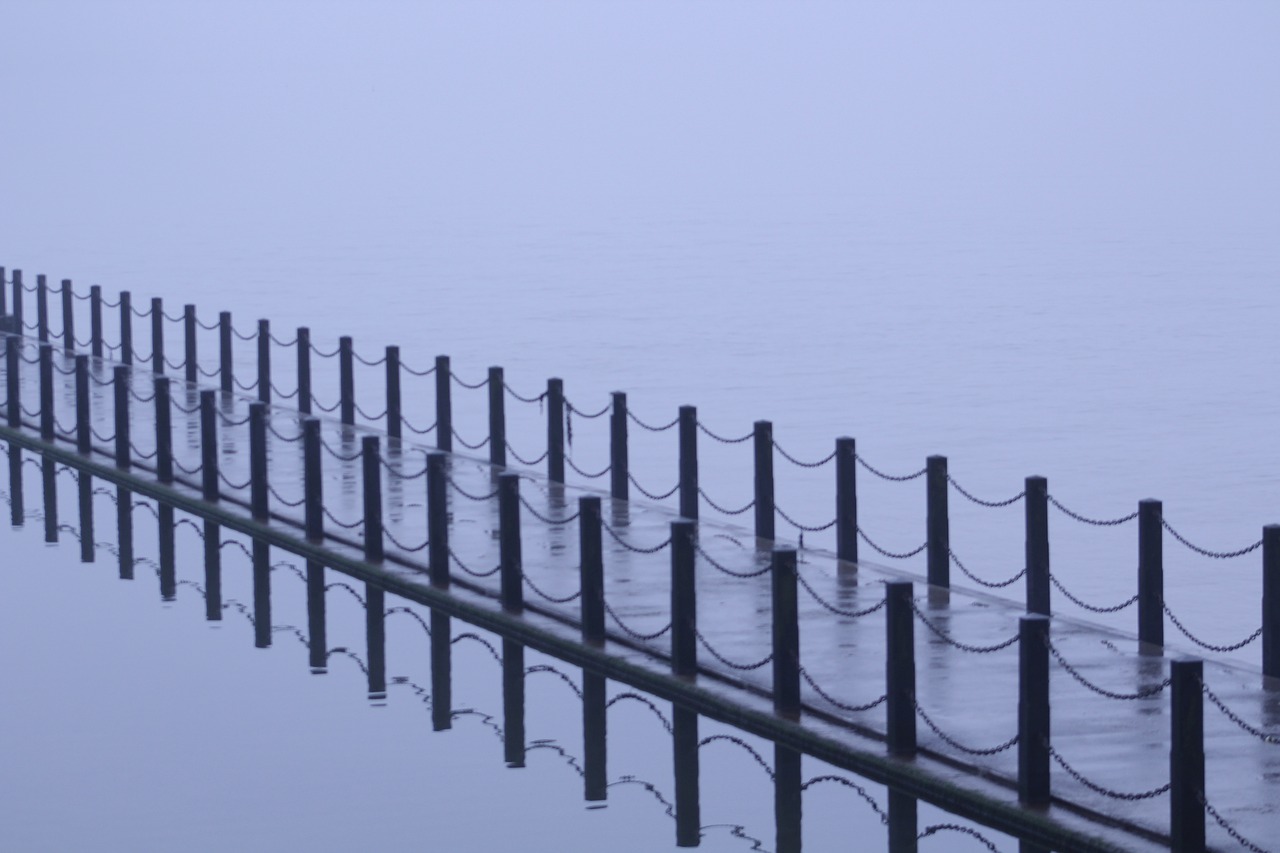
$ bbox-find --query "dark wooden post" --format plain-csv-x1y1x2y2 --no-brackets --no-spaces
583,670,607,802
155,378,172,483
200,390,218,500
113,365,130,468
303,418,323,541
116,485,134,579
678,405,698,519
249,402,268,521
218,311,232,393
1018,614,1051,806
772,547,800,718
1025,476,1050,615
306,558,326,672
366,582,386,699
183,305,197,383
488,366,506,468
1,266,7,314
430,609,452,730
435,355,452,451
75,355,90,454
257,319,270,403
673,705,701,847
150,297,164,374
836,437,858,564
77,465,94,562
41,458,57,543
38,343,53,440
671,519,697,677
1138,498,1164,650
7,444,22,526
427,452,449,587
754,421,775,541
363,435,383,562
610,391,628,501
61,279,74,354
886,581,916,755
888,791,918,853
926,455,949,588
502,639,526,768
11,270,23,330
1170,658,1205,852
158,504,176,600
580,496,604,643
253,539,271,649
119,291,132,366
547,377,564,482
1264,525,1280,681
203,520,222,620
296,327,311,414
775,744,802,853
386,345,401,440
498,472,522,610
5,338,19,427
89,285,103,359
339,336,354,426
36,274,48,342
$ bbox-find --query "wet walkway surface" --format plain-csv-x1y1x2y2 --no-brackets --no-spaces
6,337,1280,852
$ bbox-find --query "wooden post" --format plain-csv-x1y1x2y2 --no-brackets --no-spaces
430,609,452,730
1138,498,1164,650
583,670,607,802
60,279,74,354
498,472,522,611
150,298,164,374
77,467,95,563
580,496,604,643
547,377,564,483
116,485,133,579
113,364,130,468
7,444,21,526
1025,476,1050,615
1170,658,1205,852
754,421,775,541
489,366,506,468
11,270,23,330
257,319,270,403
303,418,323,541
0,266,6,314
772,547,800,717
339,336,354,426
678,405,698,520
119,291,132,366
36,274,48,342
836,437,858,564
41,458,57,543
610,391,628,501
89,284,103,359
427,452,449,587
249,402,268,521
296,327,311,414
4,338,18,427
366,582,386,699
158,504,175,600
253,539,271,649
75,355,90,454
155,378,172,483
886,581,916,755
183,305,197,383
888,791,918,853
362,434,383,562
1019,614,1050,806
435,355,452,451
502,638,526,768
926,455,949,588
200,390,218,500
775,744,802,853
38,343,53,440
386,345,401,440
673,705,700,847
671,519,697,677
218,311,232,393
203,520,222,620
306,559,326,672
1264,525,1280,682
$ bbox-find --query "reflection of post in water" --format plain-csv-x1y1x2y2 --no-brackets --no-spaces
306,561,327,673
8,444,23,526
252,540,271,649
502,638,525,768
77,471,94,562
116,486,133,580
430,610,451,731
774,745,802,853
887,789,917,853
203,520,222,621
673,705,701,847
41,457,57,543
582,670,607,802
158,505,176,601
366,582,386,701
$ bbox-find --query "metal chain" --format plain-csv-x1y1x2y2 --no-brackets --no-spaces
601,521,671,554
799,667,887,712
379,457,429,480
606,692,674,734
777,504,837,532
517,494,581,526
1047,495,1138,527
916,824,1003,853
267,483,306,508
217,411,251,427
325,581,367,607
698,487,754,516
565,399,609,419
321,506,365,530
402,416,437,435
696,421,752,444
128,387,157,404
694,543,770,579
319,438,361,462
1163,602,1262,652
173,458,202,476
350,349,386,367
401,360,436,377
801,775,888,824
627,410,679,432
857,528,927,560
354,402,387,421
912,602,1019,653
1161,517,1262,559
524,664,584,699
522,573,582,604
1202,796,1273,853
948,549,1026,589
503,382,546,404
217,470,251,491
451,429,490,451
195,316,220,330
451,632,503,664
772,442,837,468
1048,574,1139,613
1049,746,1170,801
914,700,1019,755
270,382,299,400
313,397,341,413
603,601,672,640
1200,678,1280,745
695,629,773,671
129,443,158,460
230,325,256,341
449,548,500,578
266,422,304,442
506,442,549,467
268,332,298,347
1045,638,1171,700
450,371,487,390
946,475,1025,508
446,477,498,501
856,455,926,482
310,342,340,358
627,473,678,501
698,735,775,780
796,574,887,618
383,526,429,553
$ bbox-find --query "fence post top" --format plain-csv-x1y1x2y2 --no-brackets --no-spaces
498,470,519,483
184,303,196,311
258,318,269,328
39,341,53,351
488,365,502,376
1263,523,1280,537
671,518,695,533
361,434,379,450
679,404,695,414
37,273,46,284
435,353,449,363
754,419,771,429
200,388,216,402
771,547,797,566
113,363,128,375
885,580,913,595
1170,656,1203,672
386,344,399,355
1026,474,1047,485
1139,497,1162,509
75,353,88,364
339,335,352,344
61,278,71,287
611,390,625,400
218,309,230,320
151,296,162,306
927,454,947,465
578,494,601,510
248,400,265,412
